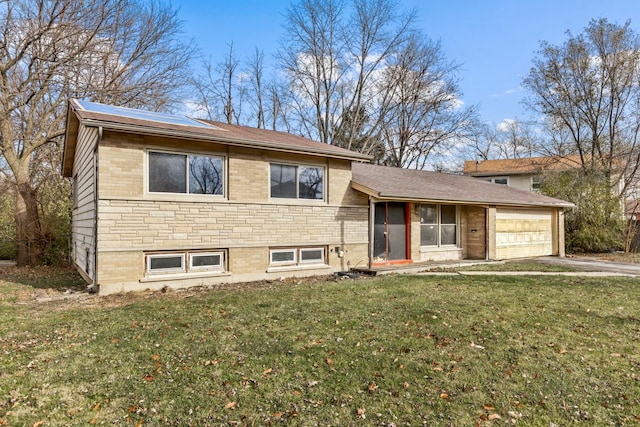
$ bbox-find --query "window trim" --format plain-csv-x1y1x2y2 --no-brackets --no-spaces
269,162,325,201
299,247,325,264
146,149,226,197
420,204,459,248
268,246,328,269
269,248,297,266
189,251,225,272
146,253,186,274
145,250,226,276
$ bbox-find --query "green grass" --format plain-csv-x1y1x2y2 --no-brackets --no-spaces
1,269,639,425
443,260,578,272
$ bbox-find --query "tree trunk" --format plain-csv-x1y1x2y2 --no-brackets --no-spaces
14,170,44,266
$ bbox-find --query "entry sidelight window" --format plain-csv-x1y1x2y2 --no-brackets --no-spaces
420,204,457,247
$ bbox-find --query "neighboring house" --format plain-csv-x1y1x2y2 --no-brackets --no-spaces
62,100,573,295
463,155,584,193
464,155,633,220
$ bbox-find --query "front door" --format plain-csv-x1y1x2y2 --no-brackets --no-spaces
373,202,407,261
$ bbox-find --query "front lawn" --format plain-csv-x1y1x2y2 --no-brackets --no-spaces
1,269,639,425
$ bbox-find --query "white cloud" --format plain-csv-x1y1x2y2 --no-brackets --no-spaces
490,87,522,98
496,118,516,132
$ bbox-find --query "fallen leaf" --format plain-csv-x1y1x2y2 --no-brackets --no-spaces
88,420,97,425
92,402,101,411
272,412,284,418
357,407,366,419
440,392,448,399
144,374,154,382
224,401,237,409
136,419,144,427
483,404,495,410
488,413,501,420
263,368,273,375
402,382,409,389
325,358,333,365
368,382,378,392
559,348,567,354
150,354,160,361
32,422,44,427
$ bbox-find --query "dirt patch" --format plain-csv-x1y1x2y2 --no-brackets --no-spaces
3,273,352,313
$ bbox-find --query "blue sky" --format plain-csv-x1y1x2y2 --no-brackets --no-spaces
178,0,640,127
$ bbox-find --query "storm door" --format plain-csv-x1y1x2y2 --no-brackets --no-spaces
373,202,407,261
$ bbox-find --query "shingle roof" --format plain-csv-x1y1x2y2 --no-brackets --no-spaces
63,99,371,175
352,163,574,208
463,155,582,176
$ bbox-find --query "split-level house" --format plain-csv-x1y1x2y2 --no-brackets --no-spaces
62,100,573,294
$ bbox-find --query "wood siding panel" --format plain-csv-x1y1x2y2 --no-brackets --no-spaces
71,125,98,283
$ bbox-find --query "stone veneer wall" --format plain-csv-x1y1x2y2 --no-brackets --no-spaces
94,131,370,294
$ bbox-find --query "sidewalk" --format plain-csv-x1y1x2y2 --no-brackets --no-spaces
358,256,640,278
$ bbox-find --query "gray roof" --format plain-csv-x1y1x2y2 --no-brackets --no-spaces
63,99,370,176
351,163,574,208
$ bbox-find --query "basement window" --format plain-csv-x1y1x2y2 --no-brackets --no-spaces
269,247,326,268
146,250,226,275
147,253,186,274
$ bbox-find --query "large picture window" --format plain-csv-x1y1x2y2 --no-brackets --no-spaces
149,151,224,195
420,204,458,247
270,163,323,200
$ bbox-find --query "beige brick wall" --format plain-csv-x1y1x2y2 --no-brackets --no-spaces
99,132,145,198
96,243,370,295
461,205,486,260
94,131,370,293
97,200,368,250
228,147,269,202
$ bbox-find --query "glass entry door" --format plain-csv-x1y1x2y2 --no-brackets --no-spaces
373,202,407,261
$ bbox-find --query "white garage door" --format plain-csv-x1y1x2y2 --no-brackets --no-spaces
495,208,553,259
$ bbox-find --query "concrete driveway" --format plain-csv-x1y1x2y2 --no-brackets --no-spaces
526,256,640,276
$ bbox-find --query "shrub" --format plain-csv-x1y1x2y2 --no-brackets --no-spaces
539,169,624,253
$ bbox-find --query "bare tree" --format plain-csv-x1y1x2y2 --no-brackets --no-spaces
192,43,250,125
379,34,477,169
0,0,194,266
278,0,347,143
277,0,474,168
247,48,266,129
523,18,640,196
494,119,540,159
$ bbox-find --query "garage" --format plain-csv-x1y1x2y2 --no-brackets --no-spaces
495,208,554,259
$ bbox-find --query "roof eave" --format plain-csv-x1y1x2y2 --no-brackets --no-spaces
78,117,372,162
61,101,80,177
351,182,574,208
